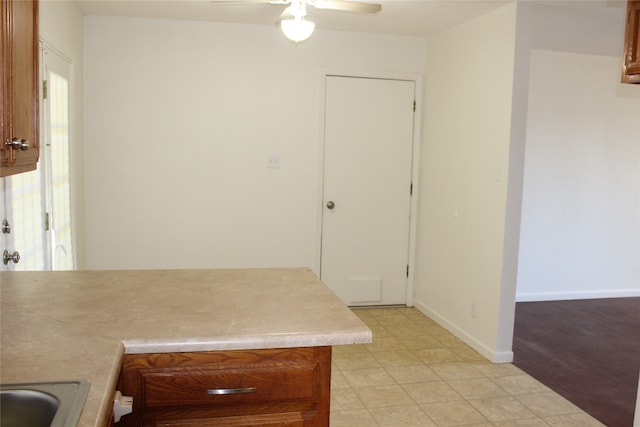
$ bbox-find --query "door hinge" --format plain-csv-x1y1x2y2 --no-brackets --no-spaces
410,182,413,195
413,100,416,111
406,264,409,277
45,212,50,231
43,80,48,100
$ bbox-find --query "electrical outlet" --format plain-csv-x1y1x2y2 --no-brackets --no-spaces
267,154,281,169
471,303,478,318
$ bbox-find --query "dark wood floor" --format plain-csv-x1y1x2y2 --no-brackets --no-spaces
513,297,640,427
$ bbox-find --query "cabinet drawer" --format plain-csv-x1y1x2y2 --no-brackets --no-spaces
119,347,331,427
143,362,317,408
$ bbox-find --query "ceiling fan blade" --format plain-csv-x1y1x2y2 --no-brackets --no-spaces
208,0,287,4
310,0,381,14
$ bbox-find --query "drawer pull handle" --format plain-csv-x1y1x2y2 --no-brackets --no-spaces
207,387,257,395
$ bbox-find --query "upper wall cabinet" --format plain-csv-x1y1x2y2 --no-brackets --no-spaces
622,0,640,84
1,0,39,177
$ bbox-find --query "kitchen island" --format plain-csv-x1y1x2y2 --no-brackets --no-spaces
0,268,372,427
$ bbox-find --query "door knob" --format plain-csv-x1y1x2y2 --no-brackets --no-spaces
326,201,335,210
3,250,20,265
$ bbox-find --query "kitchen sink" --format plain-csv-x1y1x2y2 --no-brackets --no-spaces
0,380,90,427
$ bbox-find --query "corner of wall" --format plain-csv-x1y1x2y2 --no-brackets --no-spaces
415,2,520,366
414,299,514,363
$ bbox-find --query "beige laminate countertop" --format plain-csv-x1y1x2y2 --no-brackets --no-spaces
0,268,372,427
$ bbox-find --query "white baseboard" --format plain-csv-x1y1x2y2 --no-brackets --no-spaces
516,288,640,302
413,299,513,364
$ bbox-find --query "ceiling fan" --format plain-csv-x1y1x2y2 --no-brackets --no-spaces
211,0,382,42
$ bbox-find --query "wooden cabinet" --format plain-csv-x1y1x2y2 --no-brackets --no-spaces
622,0,640,84
117,346,331,427
1,0,39,177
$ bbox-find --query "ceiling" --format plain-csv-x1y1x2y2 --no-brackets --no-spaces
75,0,628,56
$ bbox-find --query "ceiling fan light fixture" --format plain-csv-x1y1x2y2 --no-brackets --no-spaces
281,16,315,42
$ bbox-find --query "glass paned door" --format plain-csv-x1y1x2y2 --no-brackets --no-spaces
45,50,74,270
3,43,74,271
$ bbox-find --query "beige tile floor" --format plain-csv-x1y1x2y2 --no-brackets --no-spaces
330,307,605,427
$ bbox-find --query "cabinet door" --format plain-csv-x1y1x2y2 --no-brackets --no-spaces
1,0,10,155
1,0,39,176
622,0,640,84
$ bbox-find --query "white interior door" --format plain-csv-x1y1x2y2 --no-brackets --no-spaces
321,76,415,306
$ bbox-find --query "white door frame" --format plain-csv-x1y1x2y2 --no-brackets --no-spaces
313,69,423,307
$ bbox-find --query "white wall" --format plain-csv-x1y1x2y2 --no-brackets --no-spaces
414,3,520,363
517,49,640,301
83,17,425,270
39,0,86,268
